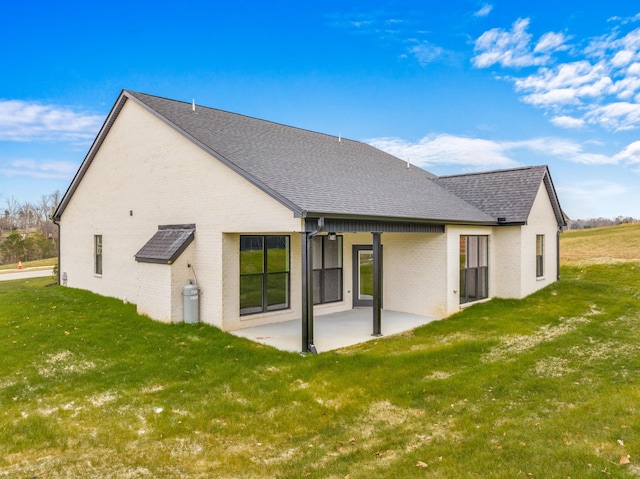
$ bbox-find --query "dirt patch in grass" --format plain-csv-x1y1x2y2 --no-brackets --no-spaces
87,391,118,407
308,400,447,475
366,400,422,427
36,350,98,378
406,332,476,353
1,449,156,479
482,306,601,363
534,357,575,378
140,384,165,394
570,339,639,363
423,371,454,380
168,437,205,459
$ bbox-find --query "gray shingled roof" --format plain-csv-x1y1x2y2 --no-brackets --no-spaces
434,166,564,225
55,90,564,227
135,225,195,264
124,91,495,224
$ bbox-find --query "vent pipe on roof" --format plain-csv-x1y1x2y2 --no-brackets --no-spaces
338,133,341,143
192,99,195,112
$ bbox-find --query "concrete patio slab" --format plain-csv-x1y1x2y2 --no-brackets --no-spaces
230,309,439,353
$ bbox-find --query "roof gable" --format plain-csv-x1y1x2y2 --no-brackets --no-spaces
434,166,565,227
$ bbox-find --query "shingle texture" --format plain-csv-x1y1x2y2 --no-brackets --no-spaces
125,91,495,224
135,225,195,264
55,89,564,227
434,166,553,224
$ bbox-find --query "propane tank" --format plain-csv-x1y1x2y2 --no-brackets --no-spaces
183,279,199,324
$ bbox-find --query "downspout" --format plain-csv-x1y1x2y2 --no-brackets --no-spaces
53,217,61,285
301,218,324,354
557,226,561,281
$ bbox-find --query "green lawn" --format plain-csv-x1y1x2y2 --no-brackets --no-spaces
2,230,640,477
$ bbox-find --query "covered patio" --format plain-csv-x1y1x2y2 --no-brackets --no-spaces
231,309,439,353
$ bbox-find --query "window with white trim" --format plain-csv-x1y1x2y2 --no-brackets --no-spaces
536,235,544,278
94,235,103,275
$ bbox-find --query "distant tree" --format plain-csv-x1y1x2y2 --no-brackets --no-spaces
0,231,27,263
34,232,56,259
35,192,60,238
0,190,61,264
0,209,11,232
17,202,37,230
3,197,19,230
0,231,55,264
0,190,60,253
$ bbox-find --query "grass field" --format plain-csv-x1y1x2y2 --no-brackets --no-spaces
0,257,57,271
561,223,640,264
1,225,640,477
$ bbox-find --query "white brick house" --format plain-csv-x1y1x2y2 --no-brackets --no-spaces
53,90,565,353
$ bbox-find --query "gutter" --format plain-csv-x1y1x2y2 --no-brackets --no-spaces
298,211,499,226
53,217,61,285
557,226,561,281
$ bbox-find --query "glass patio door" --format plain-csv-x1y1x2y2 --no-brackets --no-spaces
352,245,381,307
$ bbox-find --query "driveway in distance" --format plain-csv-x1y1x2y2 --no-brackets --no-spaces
0,268,55,282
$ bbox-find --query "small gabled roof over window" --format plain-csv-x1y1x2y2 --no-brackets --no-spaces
135,224,195,264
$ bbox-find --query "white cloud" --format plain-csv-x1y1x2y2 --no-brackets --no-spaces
0,159,77,180
514,61,613,108
610,49,635,67
534,32,568,53
557,181,628,199
585,102,640,131
558,179,637,219
408,40,446,66
508,137,580,156
367,134,519,170
613,140,640,164
472,18,566,68
368,133,640,217
0,100,103,142
367,133,640,169
550,115,585,128
473,4,493,18
474,17,640,130
521,88,581,107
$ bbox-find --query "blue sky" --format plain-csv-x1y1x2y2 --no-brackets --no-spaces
2,1,640,219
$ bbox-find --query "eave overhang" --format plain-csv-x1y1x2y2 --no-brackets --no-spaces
301,213,503,234
53,90,306,222
53,91,129,221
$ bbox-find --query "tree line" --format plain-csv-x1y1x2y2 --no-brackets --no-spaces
0,192,61,264
568,216,638,229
